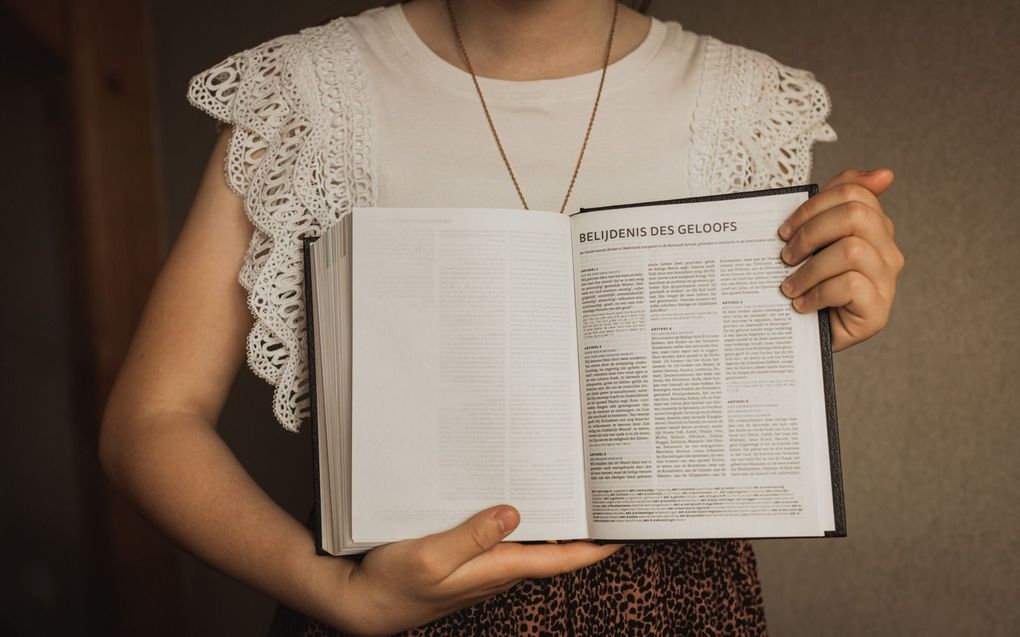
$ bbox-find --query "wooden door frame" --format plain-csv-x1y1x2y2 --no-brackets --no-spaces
5,0,181,634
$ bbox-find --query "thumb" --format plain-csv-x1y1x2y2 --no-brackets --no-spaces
421,505,520,570
823,168,895,196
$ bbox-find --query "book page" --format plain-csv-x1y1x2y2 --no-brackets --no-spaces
570,192,834,539
351,208,588,543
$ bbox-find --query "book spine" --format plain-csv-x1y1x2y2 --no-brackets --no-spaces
302,236,329,555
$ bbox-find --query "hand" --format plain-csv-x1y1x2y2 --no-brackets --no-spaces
330,506,621,636
778,169,905,351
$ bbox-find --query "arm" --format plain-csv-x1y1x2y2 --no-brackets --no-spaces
100,129,619,636
99,129,347,622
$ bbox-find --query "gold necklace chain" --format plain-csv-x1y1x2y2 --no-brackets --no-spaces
445,0,619,214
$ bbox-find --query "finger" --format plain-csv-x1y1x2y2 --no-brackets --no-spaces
781,201,899,267
438,577,523,608
791,271,885,329
414,505,520,578
779,181,886,241
822,168,895,197
505,541,623,579
434,579,526,618
781,237,889,300
448,541,623,590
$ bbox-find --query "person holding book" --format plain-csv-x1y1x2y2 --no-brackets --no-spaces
100,0,904,635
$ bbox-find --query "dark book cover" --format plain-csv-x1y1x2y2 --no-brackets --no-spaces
302,236,330,555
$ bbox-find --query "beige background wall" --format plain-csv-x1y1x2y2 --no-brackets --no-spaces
667,2,1020,635
152,1,1019,634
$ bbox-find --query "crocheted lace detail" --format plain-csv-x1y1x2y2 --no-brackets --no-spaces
689,37,836,195
187,18,375,431
185,27,831,432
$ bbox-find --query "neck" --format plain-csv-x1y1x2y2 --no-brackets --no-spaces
402,0,650,81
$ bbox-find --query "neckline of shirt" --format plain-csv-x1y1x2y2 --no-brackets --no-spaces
382,2,670,103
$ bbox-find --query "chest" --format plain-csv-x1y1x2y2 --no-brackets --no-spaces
366,70,698,212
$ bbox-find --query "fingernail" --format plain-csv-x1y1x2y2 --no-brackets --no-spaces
781,246,792,264
778,222,792,240
792,296,805,311
781,278,794,296
494,507,519,534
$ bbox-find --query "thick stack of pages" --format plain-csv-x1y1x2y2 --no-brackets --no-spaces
304,186,844,556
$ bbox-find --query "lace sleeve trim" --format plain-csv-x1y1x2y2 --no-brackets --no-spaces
186,29,831,431
689,36,837,196
187,19,376,431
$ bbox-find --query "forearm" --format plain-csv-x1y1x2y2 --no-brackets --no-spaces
100,410,350,627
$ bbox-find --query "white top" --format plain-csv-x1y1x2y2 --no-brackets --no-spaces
353,4,696,211
187,3,837,431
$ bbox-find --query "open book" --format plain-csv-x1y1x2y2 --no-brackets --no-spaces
304,185,845,556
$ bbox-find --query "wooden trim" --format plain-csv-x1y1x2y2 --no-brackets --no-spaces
65,0,183,634
2,0,65,58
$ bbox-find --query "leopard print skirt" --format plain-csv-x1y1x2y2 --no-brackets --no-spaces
268,540,767,636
